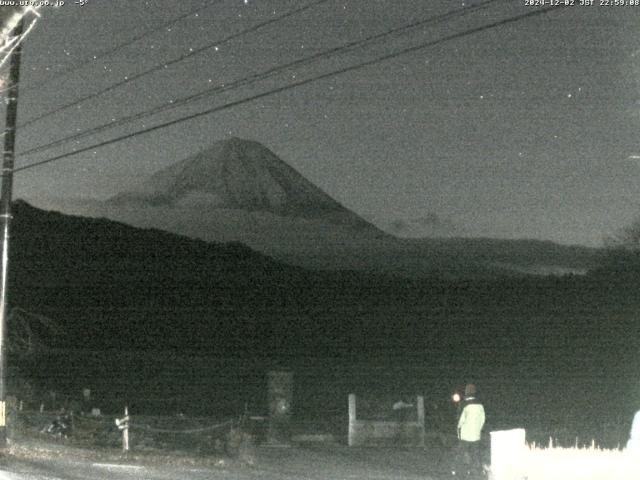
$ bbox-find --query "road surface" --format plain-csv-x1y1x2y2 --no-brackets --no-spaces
0,440,452,479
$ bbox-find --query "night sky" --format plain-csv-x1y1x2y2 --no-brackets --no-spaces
3,0,640,247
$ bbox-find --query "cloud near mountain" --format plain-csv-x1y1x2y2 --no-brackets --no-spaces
385,213,463,238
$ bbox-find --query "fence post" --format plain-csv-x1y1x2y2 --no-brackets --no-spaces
348,394,356,447
115,406,130,453
123,406,129,453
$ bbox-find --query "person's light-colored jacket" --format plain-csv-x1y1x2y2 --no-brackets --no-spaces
458,398,485,442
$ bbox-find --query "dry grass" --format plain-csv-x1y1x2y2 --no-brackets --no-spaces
493,444,640,480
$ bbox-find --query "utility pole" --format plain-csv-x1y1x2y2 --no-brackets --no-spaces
0,18,25,448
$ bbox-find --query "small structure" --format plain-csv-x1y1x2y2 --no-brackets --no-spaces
348,393,425,447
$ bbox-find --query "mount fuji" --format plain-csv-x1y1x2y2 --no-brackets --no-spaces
111,137,372,228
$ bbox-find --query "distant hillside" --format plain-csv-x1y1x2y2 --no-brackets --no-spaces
4,200,620,355
9,200,309,352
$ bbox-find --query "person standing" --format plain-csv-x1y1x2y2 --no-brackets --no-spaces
452,383,486,478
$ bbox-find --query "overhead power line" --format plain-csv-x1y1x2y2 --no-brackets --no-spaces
17,0,331,130
19,0,502,158
3,1,218,95
12,5,566,175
